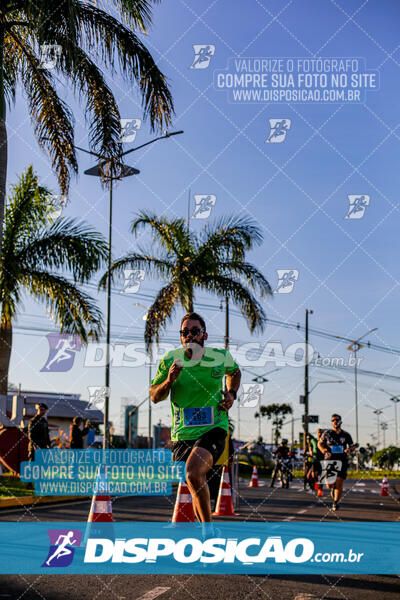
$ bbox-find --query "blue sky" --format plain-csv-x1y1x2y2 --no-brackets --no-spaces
6,0,400,445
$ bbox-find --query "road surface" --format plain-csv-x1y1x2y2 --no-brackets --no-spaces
0,478,398,599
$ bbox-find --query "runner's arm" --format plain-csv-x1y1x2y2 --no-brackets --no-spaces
150,359,183,404
225,368,241,395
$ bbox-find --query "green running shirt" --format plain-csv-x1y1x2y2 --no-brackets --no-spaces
151,347,239,441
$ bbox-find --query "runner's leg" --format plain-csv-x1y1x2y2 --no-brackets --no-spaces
334,476,344,502
186,446,213,522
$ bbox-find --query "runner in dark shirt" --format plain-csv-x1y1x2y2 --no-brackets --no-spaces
318,414,356,511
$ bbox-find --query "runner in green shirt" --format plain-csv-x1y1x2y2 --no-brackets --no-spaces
150,312,241,525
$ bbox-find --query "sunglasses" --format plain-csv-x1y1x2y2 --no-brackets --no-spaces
179,327,204,337
331,418,341,423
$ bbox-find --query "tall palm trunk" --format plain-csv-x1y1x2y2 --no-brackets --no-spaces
0,22,6,251
0,320,11,396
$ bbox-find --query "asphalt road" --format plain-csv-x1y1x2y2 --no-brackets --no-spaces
0,478,398,600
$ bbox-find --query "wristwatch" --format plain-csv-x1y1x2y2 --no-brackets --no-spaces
228,389,237,399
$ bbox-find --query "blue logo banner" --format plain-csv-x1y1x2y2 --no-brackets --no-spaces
0,522,398,574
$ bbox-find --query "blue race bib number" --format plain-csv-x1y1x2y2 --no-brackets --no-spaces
183,407,214,427
331,445,343,453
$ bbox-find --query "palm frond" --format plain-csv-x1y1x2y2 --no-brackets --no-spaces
144,281,179,354
218,260,272,296
17,217,108,283
51,34,121,159
98,252,174,290
74,3,174,132
2,166,53,256
198,215,264,258
131,211,192,256
21,269,103,342
9,31,77,194
197,273,267,333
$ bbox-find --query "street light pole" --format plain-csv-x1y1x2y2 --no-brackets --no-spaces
76,130,184,449
335,327,377,449
379,389,400,446
104,176,113,449
303,309,313,452
391,397,400,446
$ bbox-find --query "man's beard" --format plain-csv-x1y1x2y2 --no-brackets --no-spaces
184,340,204,359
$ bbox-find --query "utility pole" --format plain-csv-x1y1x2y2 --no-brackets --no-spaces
225,296,229,350
303,309,313,452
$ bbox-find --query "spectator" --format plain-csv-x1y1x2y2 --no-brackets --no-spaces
69,417,91,449
28,403,51,461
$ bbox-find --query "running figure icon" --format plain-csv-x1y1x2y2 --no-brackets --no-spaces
43,335,79,371
45,531,77,566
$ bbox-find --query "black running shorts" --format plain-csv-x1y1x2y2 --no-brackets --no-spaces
172,427,227,465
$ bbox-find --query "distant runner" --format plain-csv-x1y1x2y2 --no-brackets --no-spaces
150,312,241,534
318,414,356,511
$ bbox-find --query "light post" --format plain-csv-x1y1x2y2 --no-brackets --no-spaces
380,422,388,448
75,130,183,448
378,388,400,446
242,367,281,439
135,302,155,447
335,327,377,447
366,404,391,447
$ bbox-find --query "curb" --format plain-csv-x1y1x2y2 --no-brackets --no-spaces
0,495,89,509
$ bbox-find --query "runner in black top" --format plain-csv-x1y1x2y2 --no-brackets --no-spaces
318,414,356,511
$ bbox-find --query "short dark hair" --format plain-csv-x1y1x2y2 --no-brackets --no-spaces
331,413,341,421
73,416,83,425
180,312,206,331
37,403,48,410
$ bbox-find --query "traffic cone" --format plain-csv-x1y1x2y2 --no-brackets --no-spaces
316,483,323,497
213,466,238,517
248,466,259,488
84,465,114,543
172,481,196,522
380,477,389,497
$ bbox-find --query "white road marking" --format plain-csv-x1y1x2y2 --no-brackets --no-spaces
297,509,307,514
136,587,171,600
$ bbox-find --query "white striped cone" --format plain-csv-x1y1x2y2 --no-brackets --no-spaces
248,465,259,488
172,481,196,522
381,477,389,497
213,467,238,517
88,494,113,522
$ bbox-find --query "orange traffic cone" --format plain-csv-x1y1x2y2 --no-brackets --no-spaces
380,477,389,497
172,481,196,522
248,466,259,488
213,466,238,517
84,465,114,543
316,483,323,497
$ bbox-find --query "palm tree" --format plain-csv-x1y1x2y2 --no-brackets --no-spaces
0,166,108,394
100,211,273,352
0,1,174,248
255,403,293,445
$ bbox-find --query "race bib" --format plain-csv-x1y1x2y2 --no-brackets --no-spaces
331,445,344,453
183,407,214,427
